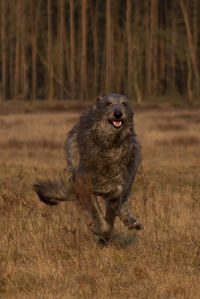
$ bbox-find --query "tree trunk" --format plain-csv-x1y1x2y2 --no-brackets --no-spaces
179,0,200,99
92,0,99,97
31,0,41,100
193,0,198,59
187,58,193,101
133,0,143,103
146,0,158,97
48,0,54,100
14,0,21,99
21,2,29,99
69,0,75,99
116,37,125,95
171,5,176,93
151,0,158,96
1,0,8,99
159,1,166,94
126,0,132,98
80,0,87,100
193,0,198,93
145,0,151,97
105,0,112,94
58,0,64,100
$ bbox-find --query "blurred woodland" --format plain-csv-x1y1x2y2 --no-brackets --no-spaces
0,0,200,102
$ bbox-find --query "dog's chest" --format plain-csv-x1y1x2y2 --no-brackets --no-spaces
92,145,133,198
101,146,129,163
95,144,132,175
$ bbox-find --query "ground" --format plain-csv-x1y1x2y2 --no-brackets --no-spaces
0,105,200,298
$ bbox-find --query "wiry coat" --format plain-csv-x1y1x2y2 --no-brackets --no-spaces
34,94,142,242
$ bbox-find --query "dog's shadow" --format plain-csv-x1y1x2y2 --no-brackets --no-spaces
109,230,140,249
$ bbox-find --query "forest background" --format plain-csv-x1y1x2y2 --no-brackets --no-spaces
0,0,200,104
1,1,200,297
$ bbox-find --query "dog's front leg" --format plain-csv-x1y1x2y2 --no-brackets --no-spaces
89,196,113,240
118,198,142,230
105,199,119,230
74,176,112,240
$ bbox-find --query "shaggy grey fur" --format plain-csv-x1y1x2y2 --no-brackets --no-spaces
33,93,142,242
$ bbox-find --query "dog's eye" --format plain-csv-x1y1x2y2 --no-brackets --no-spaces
106,101,112,106
122,102,127,106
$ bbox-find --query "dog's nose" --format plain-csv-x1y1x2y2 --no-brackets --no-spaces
113,110,123,119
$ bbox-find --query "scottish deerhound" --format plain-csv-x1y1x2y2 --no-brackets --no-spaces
33,93,142,242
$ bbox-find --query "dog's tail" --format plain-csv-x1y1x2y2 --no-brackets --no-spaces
33,174,74,205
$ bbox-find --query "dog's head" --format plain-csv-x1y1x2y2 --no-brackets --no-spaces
94,93,134,131
91,94,135,146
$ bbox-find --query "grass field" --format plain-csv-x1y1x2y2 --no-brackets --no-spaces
0,105,200,298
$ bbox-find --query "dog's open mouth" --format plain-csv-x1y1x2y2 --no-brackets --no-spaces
110,120,123,128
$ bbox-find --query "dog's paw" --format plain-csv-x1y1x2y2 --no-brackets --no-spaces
128,219,143,230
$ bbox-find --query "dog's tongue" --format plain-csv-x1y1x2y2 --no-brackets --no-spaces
113,121,122,127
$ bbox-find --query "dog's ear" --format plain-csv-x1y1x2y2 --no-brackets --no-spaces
93,96,103,109
96,96,103,102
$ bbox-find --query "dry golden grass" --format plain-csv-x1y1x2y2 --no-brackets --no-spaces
0,106,200,298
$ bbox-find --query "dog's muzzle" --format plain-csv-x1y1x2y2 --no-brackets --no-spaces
110,109,124,128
